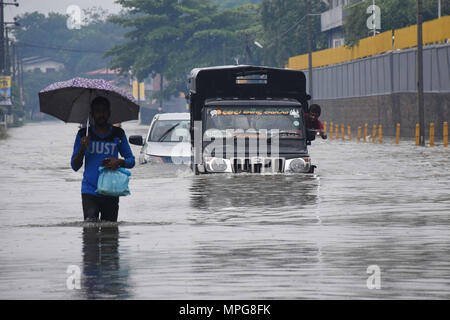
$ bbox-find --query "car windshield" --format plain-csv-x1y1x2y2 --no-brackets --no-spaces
204,106,303,139
149,120,190,142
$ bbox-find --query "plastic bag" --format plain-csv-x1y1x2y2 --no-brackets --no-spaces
96,166,131,196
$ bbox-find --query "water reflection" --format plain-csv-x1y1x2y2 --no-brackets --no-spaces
81,225,131,299
190,174,319,211
193,240,320,272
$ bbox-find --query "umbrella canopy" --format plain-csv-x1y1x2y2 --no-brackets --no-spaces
38,77,139,125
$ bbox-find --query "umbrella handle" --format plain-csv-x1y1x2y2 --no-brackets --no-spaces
86,117,89,137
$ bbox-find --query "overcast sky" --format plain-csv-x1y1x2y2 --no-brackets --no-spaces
4,0,122,21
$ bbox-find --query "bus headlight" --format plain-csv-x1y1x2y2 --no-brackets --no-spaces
286,158,310,173
204,157,232,173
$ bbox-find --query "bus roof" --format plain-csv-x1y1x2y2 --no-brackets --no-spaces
188,65,309,121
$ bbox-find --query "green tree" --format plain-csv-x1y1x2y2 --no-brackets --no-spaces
106,0,260,100
12,9,128,119
260,0,328,67
213,0,262,9
344,0,450,47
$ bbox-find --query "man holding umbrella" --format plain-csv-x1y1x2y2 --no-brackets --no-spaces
71,96,135,222
39,77,140,222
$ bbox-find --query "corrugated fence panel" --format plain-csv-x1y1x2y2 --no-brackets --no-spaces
430,47,440,92
355,61,362,97
394,24,417,50
424,15,450,45
407,51,416,91
437,46,450,91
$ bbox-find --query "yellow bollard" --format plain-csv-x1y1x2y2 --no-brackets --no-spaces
364,123,368,142
378,124,382,144
415,124,420,146
347,125,351,141
357,126,361,142
329,121,334,140
341,124,345,141
395,123,400,145
323,121,327,134
335,124,339,140
372,125,377,144
444,122,448,148
430,122,435,147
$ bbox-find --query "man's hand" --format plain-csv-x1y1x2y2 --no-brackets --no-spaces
102,158,125,170
80,136,90,151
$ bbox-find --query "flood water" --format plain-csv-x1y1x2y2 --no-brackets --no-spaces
1,121,449,299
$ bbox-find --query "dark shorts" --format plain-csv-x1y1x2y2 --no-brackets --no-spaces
82,194,119,222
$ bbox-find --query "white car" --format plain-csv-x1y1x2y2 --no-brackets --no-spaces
129,113,191,165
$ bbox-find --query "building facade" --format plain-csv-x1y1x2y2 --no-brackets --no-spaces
321,0,361,48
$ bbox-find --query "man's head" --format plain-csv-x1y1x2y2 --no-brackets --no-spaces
309,104,321,121
90,96,111,126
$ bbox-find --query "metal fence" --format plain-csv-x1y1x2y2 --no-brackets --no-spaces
303,43,450,100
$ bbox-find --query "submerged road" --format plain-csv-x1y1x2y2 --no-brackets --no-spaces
0,121,449,299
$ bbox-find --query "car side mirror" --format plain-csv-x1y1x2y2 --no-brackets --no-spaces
307,129,316,141
129,135,144,146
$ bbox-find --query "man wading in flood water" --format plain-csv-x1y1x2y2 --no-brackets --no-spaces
71,97,135,222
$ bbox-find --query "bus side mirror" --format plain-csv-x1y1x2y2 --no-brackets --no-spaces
129,135,144,146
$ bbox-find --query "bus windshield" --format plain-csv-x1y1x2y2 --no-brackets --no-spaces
204,106,304,139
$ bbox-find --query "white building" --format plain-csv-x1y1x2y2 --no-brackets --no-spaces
22,56,65,73
321,0,360,48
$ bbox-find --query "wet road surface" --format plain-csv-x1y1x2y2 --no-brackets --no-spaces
0,121,449,299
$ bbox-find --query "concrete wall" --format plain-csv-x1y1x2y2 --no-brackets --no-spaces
317,92,450,138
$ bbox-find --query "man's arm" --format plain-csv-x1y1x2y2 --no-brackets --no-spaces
71,132,90,171
118,132,135,168
103,132,135,170
318,120,327,139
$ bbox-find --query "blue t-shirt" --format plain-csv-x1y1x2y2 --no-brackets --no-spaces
71,125,135,196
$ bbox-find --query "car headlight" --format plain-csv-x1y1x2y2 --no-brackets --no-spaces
204,157,232,173
286,158,310,173
143,154,164,164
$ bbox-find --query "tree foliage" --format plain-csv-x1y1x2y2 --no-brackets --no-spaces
259,0,328,67
11,9,128,118
213,0,262,9
106,0,261,98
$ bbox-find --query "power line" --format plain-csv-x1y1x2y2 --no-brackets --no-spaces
259,11,322,49
262,14,308,49
15,41,105,53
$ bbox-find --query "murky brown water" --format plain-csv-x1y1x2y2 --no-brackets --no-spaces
1,121,449,299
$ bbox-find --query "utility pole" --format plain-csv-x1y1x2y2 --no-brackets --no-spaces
373,0,376,36
159,73,163,112
5,26,9,74
1,2,5,74
223,42,226,65
0,1,19,74
307,0,313,99
417,0,425,146
438,0,441,18
11,41,15,80
18,44,24,105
